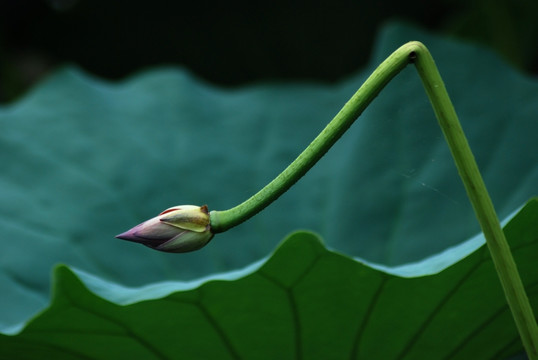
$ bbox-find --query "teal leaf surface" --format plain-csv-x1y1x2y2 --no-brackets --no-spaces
1,199,537,359
0,21,537,357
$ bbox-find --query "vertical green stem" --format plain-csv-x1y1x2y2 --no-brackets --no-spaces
210,41,538,357
410,42,538,359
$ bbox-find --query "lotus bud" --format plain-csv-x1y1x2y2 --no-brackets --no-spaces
116,205,214,253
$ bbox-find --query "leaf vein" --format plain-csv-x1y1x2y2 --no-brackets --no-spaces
163,295,241,359
395,260,483,359
64,302,169,360
348,274,389,359
195,302,242,360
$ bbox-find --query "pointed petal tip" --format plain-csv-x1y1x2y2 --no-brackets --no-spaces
115,231,134,241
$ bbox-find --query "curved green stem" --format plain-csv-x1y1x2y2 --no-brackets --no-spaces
210,41,538,358
210,43,412,232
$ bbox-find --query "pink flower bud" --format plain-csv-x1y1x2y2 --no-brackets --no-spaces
116,205,214,253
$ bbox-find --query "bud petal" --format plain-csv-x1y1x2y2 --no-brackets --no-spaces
159,205,211,232
116,205,214,253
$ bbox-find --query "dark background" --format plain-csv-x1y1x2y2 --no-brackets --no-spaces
1,0,537,103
